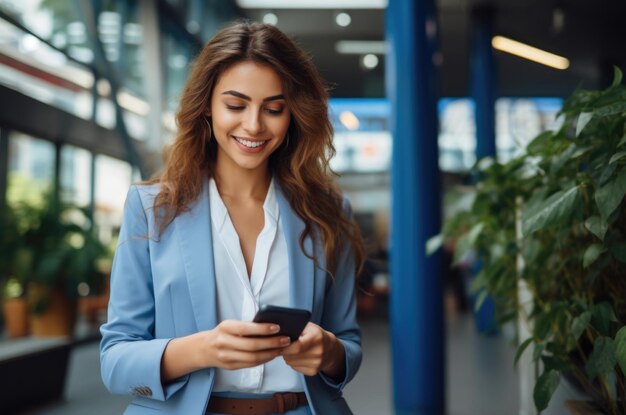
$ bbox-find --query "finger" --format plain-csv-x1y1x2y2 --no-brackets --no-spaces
280,341,303,356
298,323,323,345
226,334,291,352
282,356,320,368
284,363,320,376
282,345,323,366
220,320,280,337
217,349,282,369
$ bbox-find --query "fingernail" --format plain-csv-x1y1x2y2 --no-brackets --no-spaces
270,325,280,333
280,337,290,345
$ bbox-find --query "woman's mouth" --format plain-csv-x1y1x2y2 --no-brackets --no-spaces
233,136,269,152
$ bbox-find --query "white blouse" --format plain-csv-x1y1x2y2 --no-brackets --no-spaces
209,178,303,393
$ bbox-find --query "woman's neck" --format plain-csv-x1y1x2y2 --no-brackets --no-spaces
212,160,271,201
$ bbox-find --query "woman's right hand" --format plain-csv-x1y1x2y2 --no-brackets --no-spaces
197,320,291,370
161,320,291,382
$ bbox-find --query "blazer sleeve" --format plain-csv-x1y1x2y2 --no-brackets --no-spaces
318,198,362,391
100,185,188,401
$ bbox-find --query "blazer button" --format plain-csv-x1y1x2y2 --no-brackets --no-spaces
131,386,153,397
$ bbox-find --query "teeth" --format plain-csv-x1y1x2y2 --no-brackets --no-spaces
235,137,267,148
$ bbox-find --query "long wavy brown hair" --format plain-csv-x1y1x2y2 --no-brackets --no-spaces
146,21,365,276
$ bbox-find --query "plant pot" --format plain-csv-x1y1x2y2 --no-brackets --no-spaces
28,285,76,337
565,400,606,415
2,298,29,337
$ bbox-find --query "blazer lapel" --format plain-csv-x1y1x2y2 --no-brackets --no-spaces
174,179,218,331
275,184,314,312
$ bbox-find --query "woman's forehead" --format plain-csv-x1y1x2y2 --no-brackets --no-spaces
214,61,284,99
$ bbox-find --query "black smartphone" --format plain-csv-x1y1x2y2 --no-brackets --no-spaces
252,305,311,341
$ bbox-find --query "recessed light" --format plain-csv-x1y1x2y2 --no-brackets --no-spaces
362,54,379,69
263,12,278,25
336,12,352,27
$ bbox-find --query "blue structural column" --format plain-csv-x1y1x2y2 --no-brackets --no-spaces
471,6,496,160
469,6,497,334
386,1,444,414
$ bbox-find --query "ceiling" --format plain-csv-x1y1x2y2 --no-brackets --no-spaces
239,0,626,99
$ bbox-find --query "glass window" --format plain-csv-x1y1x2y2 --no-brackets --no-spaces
94,154,132,246
0,17,96,119
6,131,55,207
60,144,92,207
496,98,563,163
438,98,476,172
162,29,195,113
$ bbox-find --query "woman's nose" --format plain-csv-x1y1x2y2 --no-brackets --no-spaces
243,109,264,135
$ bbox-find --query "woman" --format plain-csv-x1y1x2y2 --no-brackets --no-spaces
100,21,365,415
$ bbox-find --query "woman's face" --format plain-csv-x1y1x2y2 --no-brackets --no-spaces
209,60,291,173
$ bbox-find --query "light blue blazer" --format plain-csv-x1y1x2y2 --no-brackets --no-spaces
100,180,362,415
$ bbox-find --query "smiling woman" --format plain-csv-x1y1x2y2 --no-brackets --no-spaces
99,21,365,415
209,61,291,171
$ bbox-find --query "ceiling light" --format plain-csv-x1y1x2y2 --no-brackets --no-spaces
335,12,351,27
339,111,360,130
186,20,200,34
492,36,569,70
97,79,111,96
236,0,387,9
117,91,150,116
263,12,278,25
552,8,565,33
362,54,379,69
335,40,386,55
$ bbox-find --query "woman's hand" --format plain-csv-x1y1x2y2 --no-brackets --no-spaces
281,322,346,381
200,320,292,370
161,320,290,382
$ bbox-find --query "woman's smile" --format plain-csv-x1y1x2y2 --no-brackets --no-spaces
232,135,270,152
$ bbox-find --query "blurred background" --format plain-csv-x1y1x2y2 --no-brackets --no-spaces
0,0,624,414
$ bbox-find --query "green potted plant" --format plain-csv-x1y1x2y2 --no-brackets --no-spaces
430,68,626,414
17,192,107,337
0,204,29,337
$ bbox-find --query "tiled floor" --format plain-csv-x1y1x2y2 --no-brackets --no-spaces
18,313,527,415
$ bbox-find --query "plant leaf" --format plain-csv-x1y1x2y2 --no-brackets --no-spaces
514,338,533,367
609,151,626,164
550,144,576,174
474,289,488,312
611,66,623,88
609,241,626,263
583,244,607,268
586,336,616,381
584,216,608,240
595,170,626,220
452,222,484,265
591,302,618,335
615,326,626,376
426,233,443,256
533,369,560,411
527,131,555,155
576,112,593,137
594,101,626,117
572,311,592,340
541,355,570,372
522,186,580,236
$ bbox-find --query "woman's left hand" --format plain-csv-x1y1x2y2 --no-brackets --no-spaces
281,322,345,380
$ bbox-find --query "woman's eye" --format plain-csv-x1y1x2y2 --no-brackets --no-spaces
226,105,244,111
265,108,283,115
